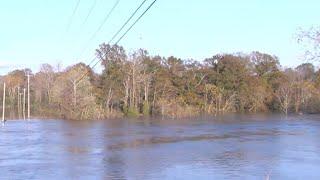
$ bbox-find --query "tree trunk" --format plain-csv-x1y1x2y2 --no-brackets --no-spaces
73,81,77,107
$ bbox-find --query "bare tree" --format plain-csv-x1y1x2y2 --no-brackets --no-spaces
275,82,293,115
297,26,320,61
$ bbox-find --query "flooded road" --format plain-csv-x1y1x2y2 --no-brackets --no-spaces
0,114,320,179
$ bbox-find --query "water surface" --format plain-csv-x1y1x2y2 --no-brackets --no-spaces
0,114,320,179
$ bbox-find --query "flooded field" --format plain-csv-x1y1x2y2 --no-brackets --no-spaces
0,114,320,179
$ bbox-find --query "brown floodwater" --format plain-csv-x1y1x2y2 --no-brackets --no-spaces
0,114,320,179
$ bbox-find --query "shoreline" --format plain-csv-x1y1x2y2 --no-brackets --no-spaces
2,112,318,122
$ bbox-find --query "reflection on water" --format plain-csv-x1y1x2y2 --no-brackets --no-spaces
0,114,320,179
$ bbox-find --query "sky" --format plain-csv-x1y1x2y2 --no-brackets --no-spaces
0,0,320,75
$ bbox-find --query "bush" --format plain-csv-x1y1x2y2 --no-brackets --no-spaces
126,106,140,118
142,101,150,116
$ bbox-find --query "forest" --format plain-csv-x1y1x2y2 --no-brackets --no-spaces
1,42,320,120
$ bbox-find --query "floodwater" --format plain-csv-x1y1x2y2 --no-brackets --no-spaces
0,114,320,180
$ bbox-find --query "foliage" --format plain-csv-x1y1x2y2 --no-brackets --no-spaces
2,45,320,120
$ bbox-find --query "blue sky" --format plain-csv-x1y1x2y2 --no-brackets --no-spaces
0,0,319,74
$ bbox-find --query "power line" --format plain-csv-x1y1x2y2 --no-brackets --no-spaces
108,0,148,44
83,0,98,25
67,0,81,31
86,0,120,47
74,59,98,87
75,0,159,85
78,0,120,59
87,57,98,67
115,0,158,45
79,0,148,68
90,0,158,68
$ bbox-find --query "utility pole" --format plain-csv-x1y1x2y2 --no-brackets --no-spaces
23,88,26,120
27,73,30,119
19,92,22,119
18,86,21,119
2,83,6,122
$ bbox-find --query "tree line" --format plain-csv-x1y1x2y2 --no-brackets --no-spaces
1,44,320,120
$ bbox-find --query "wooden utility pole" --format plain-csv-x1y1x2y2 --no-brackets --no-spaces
23,88,26,120
27,74,30,119
2,83,6,122
17,86,21,118
19,92,22,119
